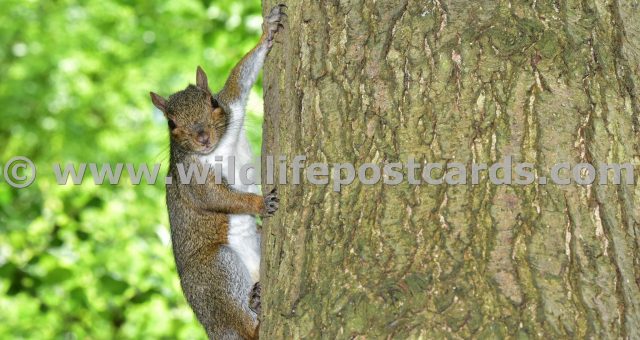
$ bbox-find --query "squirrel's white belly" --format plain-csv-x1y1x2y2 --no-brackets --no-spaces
200,128,260,283
226,214,260,283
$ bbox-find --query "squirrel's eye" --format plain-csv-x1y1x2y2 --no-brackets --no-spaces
168,119,177,130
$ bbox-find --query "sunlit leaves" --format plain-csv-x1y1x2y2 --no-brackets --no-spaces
0,0,263,338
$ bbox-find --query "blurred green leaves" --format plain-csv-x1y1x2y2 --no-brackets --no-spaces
0,0,264,338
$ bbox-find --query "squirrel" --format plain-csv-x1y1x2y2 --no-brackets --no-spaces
148,4,286,339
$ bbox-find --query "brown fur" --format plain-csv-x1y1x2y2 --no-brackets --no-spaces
149,4,286,339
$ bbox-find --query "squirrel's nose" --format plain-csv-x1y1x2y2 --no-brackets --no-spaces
197,132,210,146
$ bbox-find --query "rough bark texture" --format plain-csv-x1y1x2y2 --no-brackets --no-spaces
261,0,640,338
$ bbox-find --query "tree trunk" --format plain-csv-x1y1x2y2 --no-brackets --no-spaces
261,0,640,338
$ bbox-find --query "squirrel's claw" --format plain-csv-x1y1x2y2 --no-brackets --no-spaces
262,187,279,217
249,282,261,314
264,4,287,46
266,6,286,22
269,4,287,15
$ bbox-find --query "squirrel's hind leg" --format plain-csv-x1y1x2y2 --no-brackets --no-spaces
187,246,259,339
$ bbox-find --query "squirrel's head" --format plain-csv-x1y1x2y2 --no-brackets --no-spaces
150,66,226,155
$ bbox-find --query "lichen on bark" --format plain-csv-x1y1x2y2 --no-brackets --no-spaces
261,0,640,338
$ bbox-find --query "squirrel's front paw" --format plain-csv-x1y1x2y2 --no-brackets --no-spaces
249,282,261,314
262,188,279,217
264,4,287,47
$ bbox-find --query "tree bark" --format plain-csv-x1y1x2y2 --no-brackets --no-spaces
261,0,640,338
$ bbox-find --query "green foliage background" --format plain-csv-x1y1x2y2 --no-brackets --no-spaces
0,0,264,338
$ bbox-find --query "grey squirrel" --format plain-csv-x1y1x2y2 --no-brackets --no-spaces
148,4,286,339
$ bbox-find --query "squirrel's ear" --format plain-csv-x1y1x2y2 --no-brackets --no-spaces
150,92,167,113
196,66,209,91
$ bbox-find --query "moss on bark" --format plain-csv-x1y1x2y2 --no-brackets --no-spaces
261,0,640,338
